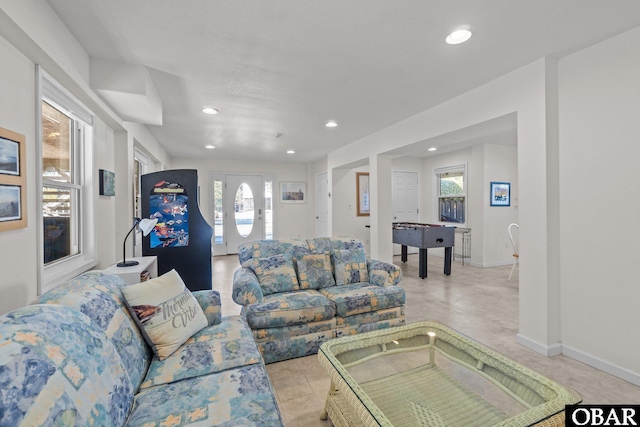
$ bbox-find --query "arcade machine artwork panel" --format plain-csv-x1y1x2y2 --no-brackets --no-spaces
149,180,189,248
142,169,212,291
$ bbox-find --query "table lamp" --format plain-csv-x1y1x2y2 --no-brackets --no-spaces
117,217,158,267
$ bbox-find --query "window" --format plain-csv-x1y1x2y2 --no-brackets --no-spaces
436,165,466,224
40,69,95,292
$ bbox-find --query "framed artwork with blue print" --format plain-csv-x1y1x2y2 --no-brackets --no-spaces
99,169,115,196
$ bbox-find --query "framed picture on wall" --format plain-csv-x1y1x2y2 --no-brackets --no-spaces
280,182,306,203
356,172,370,216
0,127,27,231
490,181,511,206
99,169,115,196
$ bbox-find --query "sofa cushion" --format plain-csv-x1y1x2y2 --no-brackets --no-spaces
332,248,370,285
121,269,208,360
140,315,261,389
127,364,283,427
319,283,406,317
37,271,152,390
297,252,336,289
0,305,134,426
251,252,299,295
308,237,365,254
245,290,336,329
238,239,309,268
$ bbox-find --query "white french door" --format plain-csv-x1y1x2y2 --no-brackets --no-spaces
224,175,265,254
393,171,420,255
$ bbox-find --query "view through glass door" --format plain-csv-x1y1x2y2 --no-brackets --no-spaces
216,174,272,254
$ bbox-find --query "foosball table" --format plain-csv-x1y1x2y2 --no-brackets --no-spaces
392,222,455,279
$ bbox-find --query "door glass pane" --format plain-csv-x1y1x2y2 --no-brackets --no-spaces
265,180,273,239
42,101,73,183
235,183,254,238
43,186,78,263
214,180,223,244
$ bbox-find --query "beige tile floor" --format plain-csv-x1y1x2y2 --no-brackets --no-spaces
212,253,640,426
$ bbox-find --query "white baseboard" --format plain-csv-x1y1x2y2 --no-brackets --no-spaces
562,344,640,387
516,334,562,356
517,334,640,387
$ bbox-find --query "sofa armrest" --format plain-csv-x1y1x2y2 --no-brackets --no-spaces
367,259,403,287
193,290,222,326
232,267,264,306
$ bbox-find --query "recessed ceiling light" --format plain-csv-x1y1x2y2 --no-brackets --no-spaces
202,107,219,115
325,121,338,128
428,147,437,151
286,150,295,154
205,145,215,149
446,28,472,45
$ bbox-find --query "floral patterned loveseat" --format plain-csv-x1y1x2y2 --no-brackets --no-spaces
232,237,405,364
0,271,283,426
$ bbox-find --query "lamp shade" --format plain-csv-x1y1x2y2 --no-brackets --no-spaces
139,218,158,236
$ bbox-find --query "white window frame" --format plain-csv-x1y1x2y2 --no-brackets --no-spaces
434,164,467,226
38,68,96,294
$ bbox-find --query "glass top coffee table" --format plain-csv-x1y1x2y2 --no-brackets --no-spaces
318,321,581,426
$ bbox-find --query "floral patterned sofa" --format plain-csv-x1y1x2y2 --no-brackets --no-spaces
0,271,283,426
232,237,405,364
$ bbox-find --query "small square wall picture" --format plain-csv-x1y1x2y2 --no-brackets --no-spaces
99,169,115,196
490,181,510,207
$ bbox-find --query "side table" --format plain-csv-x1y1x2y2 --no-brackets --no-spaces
103,256,158,285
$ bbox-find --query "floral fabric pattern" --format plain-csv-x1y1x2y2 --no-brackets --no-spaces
0,304,133,427
319,283,406,317
335,306,405,328
253,318,336,341
336,317,406,338
297,252,336,289
256,331,335,364
332,248,370,285
232,267,265,305
232,237,406,363
308,237,364,254
192,290,222,326
140,316,261,389
36,271,152,390
251,253,299,295
128,364,283,427
368,259,403,287
245,290,336,329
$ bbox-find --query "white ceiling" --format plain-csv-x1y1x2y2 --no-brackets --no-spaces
46,0,640,163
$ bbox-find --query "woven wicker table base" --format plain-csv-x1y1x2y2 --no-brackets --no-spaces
318,321,580,427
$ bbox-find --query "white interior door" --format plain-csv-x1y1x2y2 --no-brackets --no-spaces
225,175,264,254
316,172,329,237
393,171,420,255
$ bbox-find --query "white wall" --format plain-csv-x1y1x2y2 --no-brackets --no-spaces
332,166,371,253
0,35,38,314
170,157,311,242
327,58,558,358
482,144,519,267
417,144,518,268
94,118,117,269
0,2,170,313
558,26,640,380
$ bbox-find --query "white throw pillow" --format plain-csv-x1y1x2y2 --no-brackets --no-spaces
122,269,208,360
